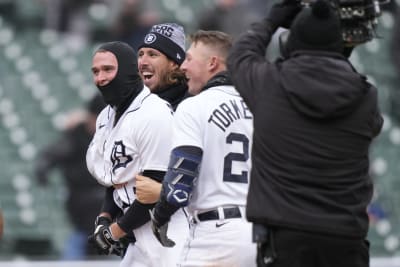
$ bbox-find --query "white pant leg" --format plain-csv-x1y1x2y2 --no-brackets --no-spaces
120,208,188,267
179,217,256,267
119,243,150,267
161,208,190,266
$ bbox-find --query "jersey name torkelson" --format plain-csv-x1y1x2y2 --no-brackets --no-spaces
208,98,252,132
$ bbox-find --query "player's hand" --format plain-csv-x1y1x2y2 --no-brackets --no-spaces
149,209,175,247
88,225,120,255
135,175,162,204
267,0,301,29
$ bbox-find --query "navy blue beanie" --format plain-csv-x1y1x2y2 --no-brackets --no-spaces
138,23,186,65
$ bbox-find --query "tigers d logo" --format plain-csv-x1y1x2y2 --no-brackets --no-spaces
144,33,157,44
111,140,132,173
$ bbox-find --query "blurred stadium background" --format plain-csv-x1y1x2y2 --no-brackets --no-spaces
0,0,399,266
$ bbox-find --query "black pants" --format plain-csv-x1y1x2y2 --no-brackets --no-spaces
257,226,369,267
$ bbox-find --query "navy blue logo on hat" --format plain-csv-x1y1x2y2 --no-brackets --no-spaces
152,25,174,37
144,33,157,44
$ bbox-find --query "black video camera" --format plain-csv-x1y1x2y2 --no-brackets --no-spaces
297,0,389,45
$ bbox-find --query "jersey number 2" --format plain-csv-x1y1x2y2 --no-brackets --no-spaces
223,132,249,183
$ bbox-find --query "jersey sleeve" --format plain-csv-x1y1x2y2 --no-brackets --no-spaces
135,103,174,172
172,100,203,149
86,109,110,186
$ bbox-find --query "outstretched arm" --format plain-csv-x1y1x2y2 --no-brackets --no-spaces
227,0,300,110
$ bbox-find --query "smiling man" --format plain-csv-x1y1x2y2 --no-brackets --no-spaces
133,23,190,207
137,22,188,110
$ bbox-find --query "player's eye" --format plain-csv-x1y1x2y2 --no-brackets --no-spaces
104,66,115,72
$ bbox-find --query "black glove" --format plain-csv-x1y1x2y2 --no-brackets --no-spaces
267,0,301,29
149,209,175,247
89,216,125,257
88,225,120,255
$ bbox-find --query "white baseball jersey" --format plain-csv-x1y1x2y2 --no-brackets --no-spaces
86,87,188,267
86,87,172,205
173,84,256,267
173,85,253,213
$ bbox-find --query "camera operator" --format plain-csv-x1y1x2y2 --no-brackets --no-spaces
227,0,383,266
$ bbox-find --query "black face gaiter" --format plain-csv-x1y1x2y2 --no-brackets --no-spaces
95,42,143,110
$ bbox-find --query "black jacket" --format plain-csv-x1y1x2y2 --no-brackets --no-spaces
227,19,383,238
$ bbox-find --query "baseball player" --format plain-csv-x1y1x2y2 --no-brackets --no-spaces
137,23,188,109
86,41,187,267
134,22,190,204
149,30,256,267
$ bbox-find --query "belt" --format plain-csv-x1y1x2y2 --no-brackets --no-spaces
195,206,242,223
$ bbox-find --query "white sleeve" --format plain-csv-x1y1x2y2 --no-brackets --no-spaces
86,110,109,186
172,101,203,149
136,108,173,172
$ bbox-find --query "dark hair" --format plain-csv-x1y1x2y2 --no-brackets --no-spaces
164,65,187,87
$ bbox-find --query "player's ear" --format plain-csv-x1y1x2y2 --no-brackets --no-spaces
208,56,219,72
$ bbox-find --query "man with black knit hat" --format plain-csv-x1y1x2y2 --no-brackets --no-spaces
133,23,190,206
137,22,188,108
228,0,383,266
86,41,188,267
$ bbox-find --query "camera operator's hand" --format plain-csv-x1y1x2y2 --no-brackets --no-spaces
267,0,301,29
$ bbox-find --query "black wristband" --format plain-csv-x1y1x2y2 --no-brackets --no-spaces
117,200,155,233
